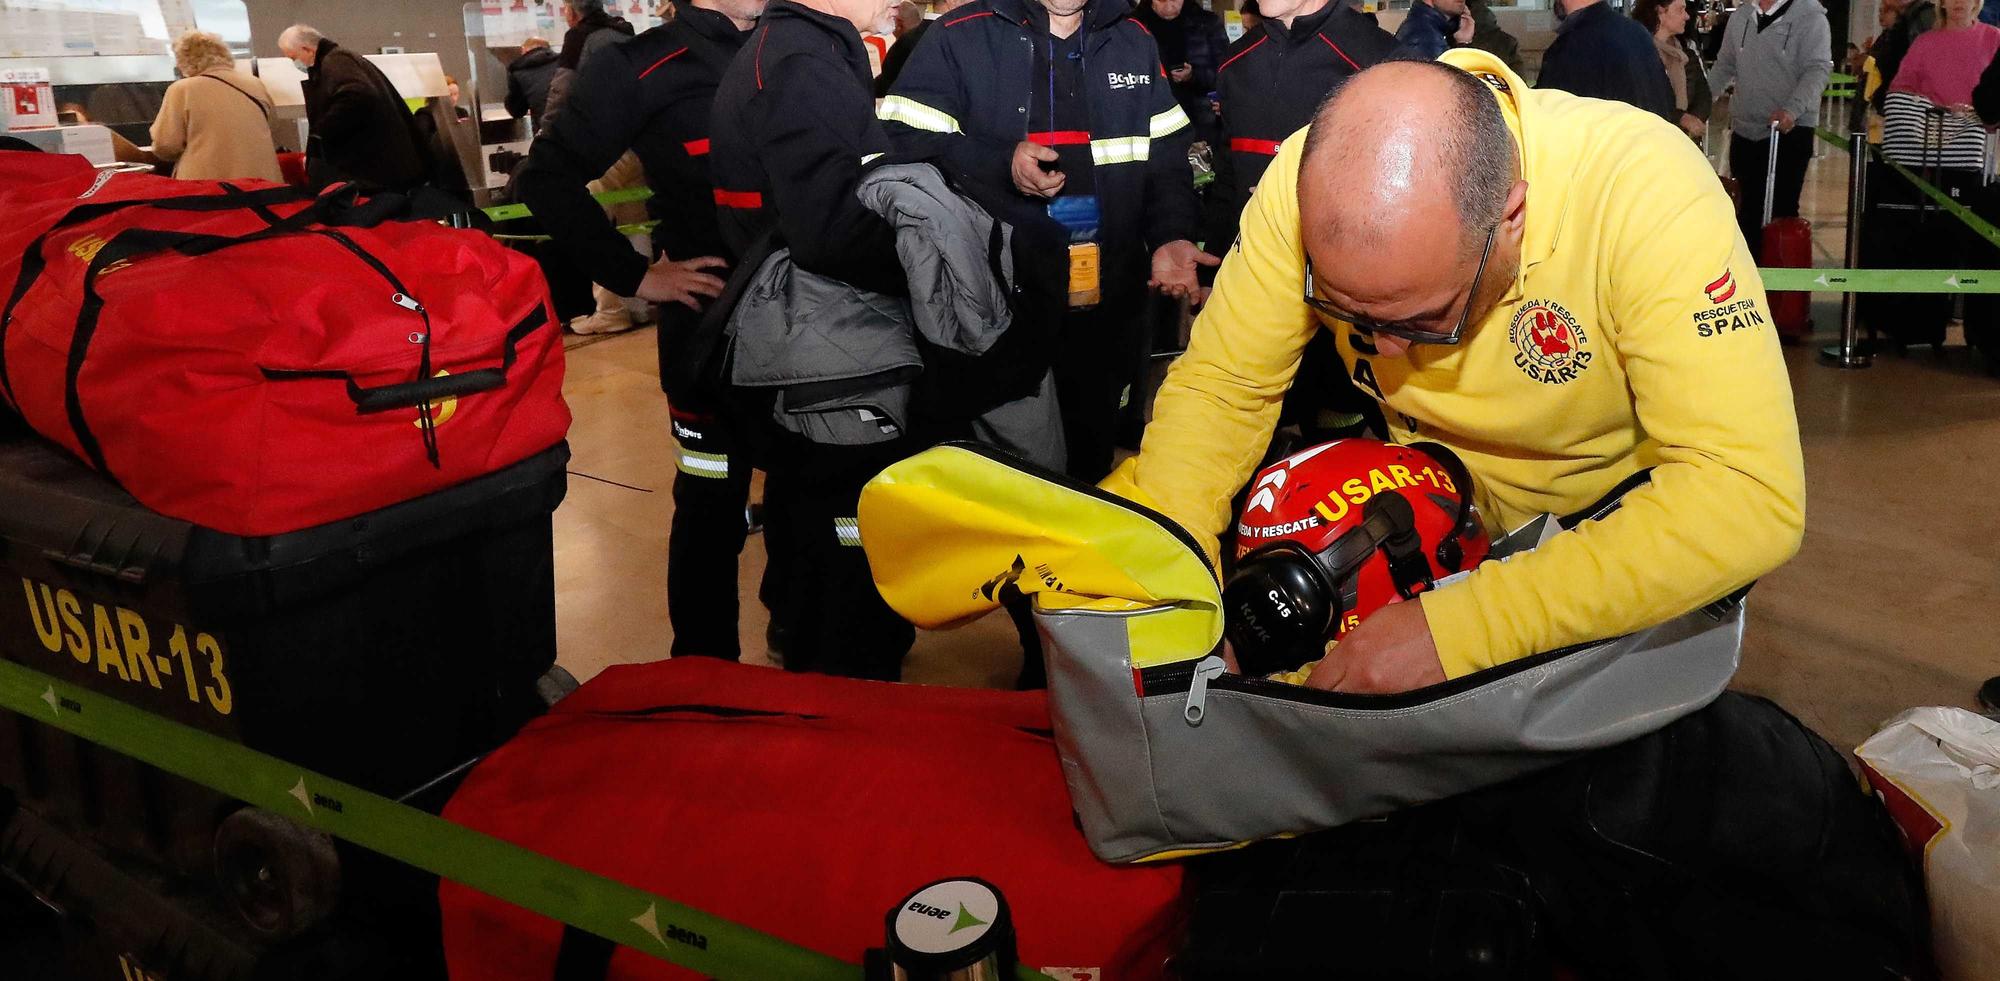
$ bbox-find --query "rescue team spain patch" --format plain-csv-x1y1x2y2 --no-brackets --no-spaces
1509,299,1593,385
1695,267,1768,338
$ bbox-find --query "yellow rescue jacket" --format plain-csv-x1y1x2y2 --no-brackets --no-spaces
1104,49,1805,679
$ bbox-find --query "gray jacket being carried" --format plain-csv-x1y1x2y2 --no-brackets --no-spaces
726,163,1064,470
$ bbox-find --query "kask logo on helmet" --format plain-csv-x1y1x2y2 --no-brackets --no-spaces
1244,442,1337,515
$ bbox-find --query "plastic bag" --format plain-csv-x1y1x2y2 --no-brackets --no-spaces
1855,707,2000,980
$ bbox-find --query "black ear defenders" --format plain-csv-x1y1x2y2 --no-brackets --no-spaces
1224,493,1423,675
1222,444,1482,677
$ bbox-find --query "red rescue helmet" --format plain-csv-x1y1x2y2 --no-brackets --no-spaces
1223,439,1492,675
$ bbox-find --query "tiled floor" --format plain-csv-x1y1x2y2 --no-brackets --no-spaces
551,143,1997,755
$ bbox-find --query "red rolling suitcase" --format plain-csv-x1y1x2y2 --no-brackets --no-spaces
1759,121,1814,340
438,658,1188,980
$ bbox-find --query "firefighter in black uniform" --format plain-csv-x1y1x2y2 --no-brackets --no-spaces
710,0,915,680
514,0,766,661
1207,0,1405,450
880,0,1210,486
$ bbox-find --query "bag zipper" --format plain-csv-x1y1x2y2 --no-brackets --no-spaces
1142,629,1658,715
1182,655,1227,725
312,228,445,466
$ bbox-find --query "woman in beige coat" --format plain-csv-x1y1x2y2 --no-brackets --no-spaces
150,31,283,183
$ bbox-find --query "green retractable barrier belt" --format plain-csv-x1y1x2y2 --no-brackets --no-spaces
0,658,1051,981
1811,126,2000,252
1758,267,2000,292
481,186,655,223
1872,156,2000,252
491,220,660,243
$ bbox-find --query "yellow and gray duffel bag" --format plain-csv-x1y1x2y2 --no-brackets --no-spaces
858,443,1744,864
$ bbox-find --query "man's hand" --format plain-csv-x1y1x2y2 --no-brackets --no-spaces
1770,108,1797,133
1303,598,1447,694
1452,13,1477,44
1149,239,1221,301
1680,112,1707,140
1169,63,1194,84
636,255,728,310
1011,141,1066,198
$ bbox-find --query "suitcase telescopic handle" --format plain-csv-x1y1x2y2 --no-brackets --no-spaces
1763,119,1781,227
345,367,505,413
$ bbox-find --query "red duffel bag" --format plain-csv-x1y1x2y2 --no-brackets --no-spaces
439,658,1188,980
0,151,568,537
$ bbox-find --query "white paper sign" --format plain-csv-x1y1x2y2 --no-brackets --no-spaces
0,67,57,131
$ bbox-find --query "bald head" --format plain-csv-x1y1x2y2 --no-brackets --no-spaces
1301,60,1517,260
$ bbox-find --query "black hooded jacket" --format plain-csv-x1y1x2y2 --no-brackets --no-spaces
300,38,432,191
504,45,560,124
519,8,750,299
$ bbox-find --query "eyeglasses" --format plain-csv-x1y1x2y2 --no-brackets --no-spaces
1302,223,1498,346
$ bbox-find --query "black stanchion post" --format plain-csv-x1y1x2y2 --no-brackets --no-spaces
1822,130,1874,369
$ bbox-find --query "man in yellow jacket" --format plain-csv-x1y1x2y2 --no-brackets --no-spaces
1106,51,1806,694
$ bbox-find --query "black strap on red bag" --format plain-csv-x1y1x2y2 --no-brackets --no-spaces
4,179,543,475
61,221,550,477
0,183,331,406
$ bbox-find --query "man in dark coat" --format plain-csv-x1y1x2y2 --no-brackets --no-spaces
558,0,636,70
1395,0,1470,59
543,0,637,122
504,36,561,133
1136,0,1231,136
278,24,432,191
1534,0,1676,121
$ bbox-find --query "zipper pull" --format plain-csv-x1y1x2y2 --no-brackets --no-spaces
391,292,424,313
1183,655,1228,727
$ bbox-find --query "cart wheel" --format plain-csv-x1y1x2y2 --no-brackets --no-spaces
535,665,580,707
213,807,341,940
